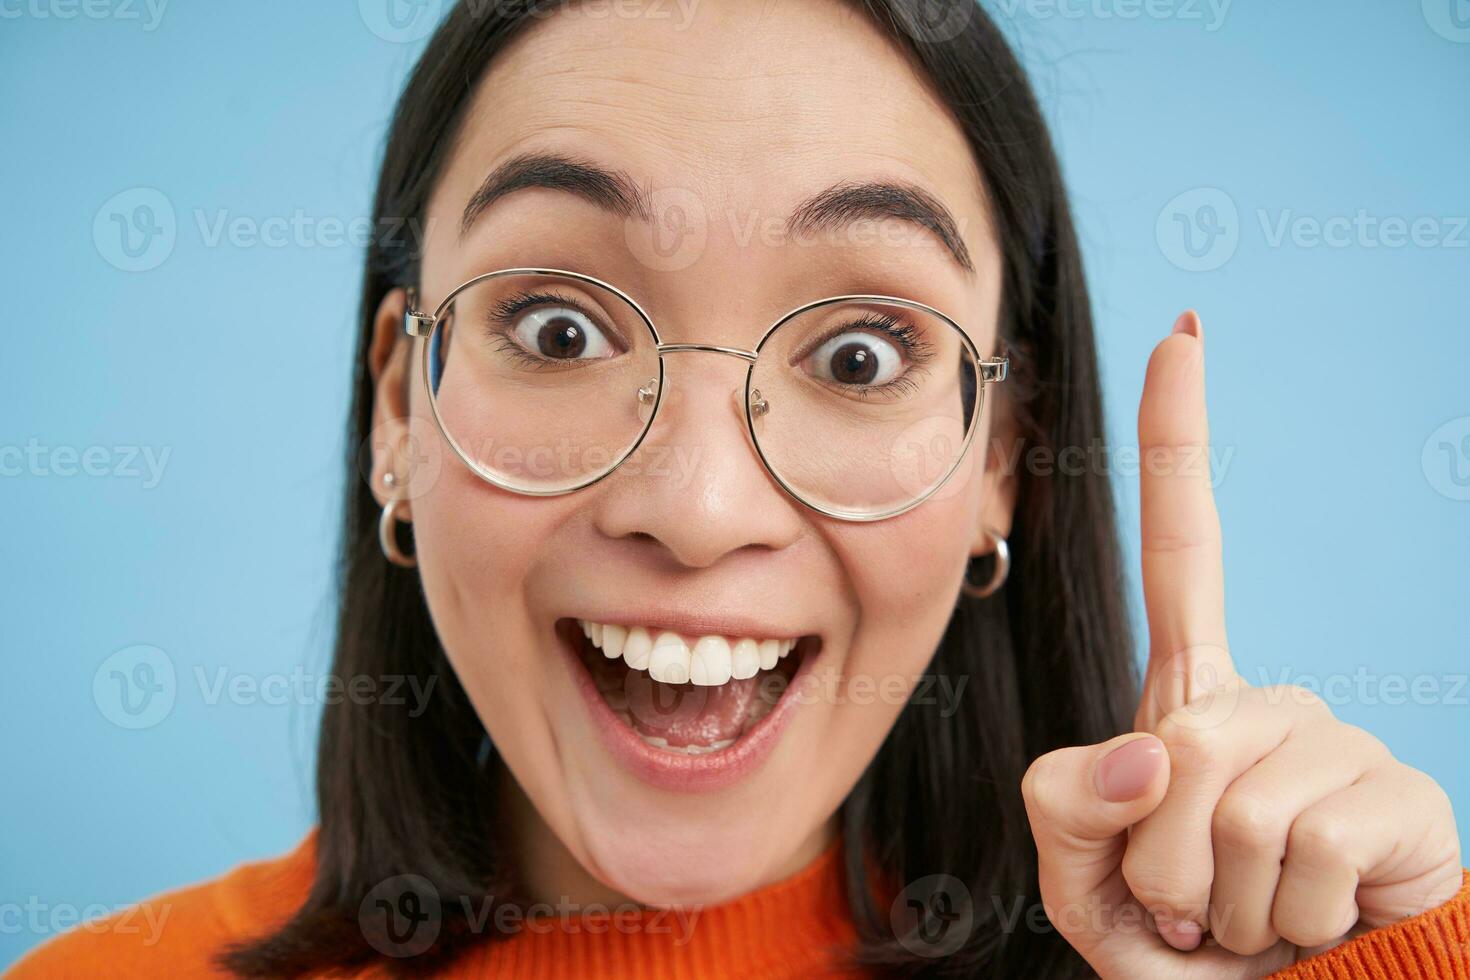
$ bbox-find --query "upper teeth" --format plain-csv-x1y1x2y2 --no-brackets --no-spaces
578,620,798,686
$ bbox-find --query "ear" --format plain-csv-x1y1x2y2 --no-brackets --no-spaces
971,394,1019,558
367,287,414,511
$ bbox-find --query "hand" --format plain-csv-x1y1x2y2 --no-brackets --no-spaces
1020,311,1463,979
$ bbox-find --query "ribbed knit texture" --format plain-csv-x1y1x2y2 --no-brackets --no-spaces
9,831,1469,978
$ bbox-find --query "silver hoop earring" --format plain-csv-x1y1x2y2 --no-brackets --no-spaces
961,529,1009,599
378,479,417,568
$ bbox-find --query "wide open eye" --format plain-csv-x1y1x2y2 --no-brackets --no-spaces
804,329,904,387
509,305,617,361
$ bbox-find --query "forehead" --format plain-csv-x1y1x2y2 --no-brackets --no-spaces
422,0,998,333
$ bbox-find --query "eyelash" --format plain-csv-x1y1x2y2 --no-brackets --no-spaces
481,291,936,397
803,312,936,400
482,289,612,370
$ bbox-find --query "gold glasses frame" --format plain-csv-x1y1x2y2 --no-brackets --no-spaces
402,267,1008,522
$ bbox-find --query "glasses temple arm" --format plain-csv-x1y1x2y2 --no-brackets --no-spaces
403,286,436,337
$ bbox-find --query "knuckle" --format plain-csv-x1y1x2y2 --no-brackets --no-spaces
1210,918,1278,958
1021,750,1073,825
1288,811,1354,864
1273,911,1340,949
1213,791,1289,854
1423,771,1457,821
1337,722,1391,764
1121,850,1202,915
1402,765,1459,835
1155,712,1226,769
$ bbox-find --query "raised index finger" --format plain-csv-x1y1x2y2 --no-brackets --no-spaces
1136,311,1234,728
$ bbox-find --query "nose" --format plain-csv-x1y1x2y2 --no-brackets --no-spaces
590,353,805,569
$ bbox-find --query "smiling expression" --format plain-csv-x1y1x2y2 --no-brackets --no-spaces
369,0,1013,908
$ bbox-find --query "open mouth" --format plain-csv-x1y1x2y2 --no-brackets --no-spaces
556,618,817,757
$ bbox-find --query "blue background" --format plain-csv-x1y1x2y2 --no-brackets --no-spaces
2,0,1466,967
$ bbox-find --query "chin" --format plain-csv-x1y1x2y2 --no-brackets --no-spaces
579,813,790,908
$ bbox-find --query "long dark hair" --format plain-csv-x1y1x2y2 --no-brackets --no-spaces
222,0,1137,975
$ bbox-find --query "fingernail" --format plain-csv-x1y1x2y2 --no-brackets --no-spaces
1171,310,1201,339
1155,913,1203,951
1094,736,1165,802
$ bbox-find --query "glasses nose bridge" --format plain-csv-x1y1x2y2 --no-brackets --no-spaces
635,342,770,461
640,342,765,419
654,342,759,364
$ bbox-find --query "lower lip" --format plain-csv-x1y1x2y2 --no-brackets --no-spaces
559,626,816,793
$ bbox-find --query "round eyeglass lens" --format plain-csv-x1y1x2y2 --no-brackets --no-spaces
424,271,661,494
747,298,981,520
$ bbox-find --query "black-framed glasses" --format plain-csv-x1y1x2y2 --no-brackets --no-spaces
403,267,1007,522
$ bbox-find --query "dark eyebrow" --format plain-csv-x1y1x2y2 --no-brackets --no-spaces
786,180,974,274
461,153,974,274
460,152,653,237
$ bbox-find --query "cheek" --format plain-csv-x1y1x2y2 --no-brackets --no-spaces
407,431,571,692
830,460,981,686
416,477,535,603
398,377,551,657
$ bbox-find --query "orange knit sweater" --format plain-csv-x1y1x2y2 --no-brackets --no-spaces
9,832,1470,978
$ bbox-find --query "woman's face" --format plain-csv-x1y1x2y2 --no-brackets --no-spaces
371,0,1011,906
